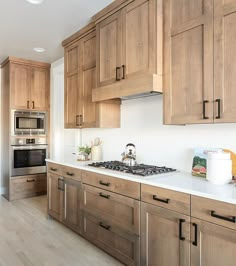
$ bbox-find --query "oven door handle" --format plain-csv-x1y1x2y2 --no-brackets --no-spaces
11,145,48,150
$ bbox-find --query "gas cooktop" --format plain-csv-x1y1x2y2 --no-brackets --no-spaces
88,161,176,177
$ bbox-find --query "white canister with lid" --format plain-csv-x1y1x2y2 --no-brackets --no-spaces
206,151,232,185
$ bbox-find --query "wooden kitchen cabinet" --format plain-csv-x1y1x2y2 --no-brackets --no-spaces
141,202,190,266
92,0,163,101
191,218,236,266
1,57,50,111
48,172,63,221
63,23,120,128
164,0,236,124
63,178,81,233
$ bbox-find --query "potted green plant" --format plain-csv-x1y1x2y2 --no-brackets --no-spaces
78,145,91,161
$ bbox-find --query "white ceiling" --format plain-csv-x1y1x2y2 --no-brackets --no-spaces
0,0,113,64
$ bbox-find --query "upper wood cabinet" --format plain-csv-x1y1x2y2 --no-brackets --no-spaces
164,0,236,124
1,57,50,111
63,23,120,129
92,0,163,101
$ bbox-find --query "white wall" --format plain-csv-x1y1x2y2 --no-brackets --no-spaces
51,60,236,172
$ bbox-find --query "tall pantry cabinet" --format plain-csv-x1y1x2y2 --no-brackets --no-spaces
164,0,236,124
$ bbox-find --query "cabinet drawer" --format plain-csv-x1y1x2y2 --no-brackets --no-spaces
10,174,47,200
82,184,140,235
141,184,190,215
191,195,236,230
47,162,63,176
62,166,81,181
82,212,140,266
82,171,140,199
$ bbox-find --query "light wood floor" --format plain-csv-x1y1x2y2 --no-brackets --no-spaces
0,195,123,266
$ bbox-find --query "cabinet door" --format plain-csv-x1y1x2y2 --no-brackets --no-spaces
80,31,97,128
63,178,81,233
191,218,236,266
47,173,63,221
64,41,82,128
96,11,122,87
164,0,214,124
214,0,236,122
10,63,31,109
31,67,50,110
122,0,156,79
141,202,190,266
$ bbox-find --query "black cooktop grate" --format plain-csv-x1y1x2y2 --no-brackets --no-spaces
88,161,176,176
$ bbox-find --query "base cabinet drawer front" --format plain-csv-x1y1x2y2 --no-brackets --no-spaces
82,184,140,235
62,166,81,181
10,174,47,200
141,184,190,215
82,170,140,199
82,212,140,266
141,202,190,266
191,195,236,230
48,173,63,221
47,162,64,176
191,217,236,266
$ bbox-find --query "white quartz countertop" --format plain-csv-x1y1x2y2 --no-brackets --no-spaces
46,158,236,205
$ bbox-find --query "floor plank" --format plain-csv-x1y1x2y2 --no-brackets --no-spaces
0,196,123,266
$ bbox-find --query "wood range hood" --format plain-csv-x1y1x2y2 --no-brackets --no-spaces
92,73,163,102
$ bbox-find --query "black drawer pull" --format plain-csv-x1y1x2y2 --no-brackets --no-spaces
211,210,236,223
179,219,186,241
192,223,198,246
50,167,57,172
215,99,221,119
121,65,125,79
27,179,35,183
153,195,169,204
99,180,110,187
66,172,74,177
99,192,110,199
116,66,121,81
99,222,111,231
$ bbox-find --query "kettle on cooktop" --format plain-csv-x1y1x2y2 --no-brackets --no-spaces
121,143,136,166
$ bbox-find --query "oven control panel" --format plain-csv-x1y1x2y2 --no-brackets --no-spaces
11,137,47,146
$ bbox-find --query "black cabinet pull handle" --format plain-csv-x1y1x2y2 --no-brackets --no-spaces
66,172,74,177
215,99,221,119
32,101,35,109
99,192,110,199
153,195,169,204
79,115,83,126
99,222,111,231
179,219,186,241
116,67,121,81
27,100,30,109
50,167,57,172
27,179,35,183
99,180,110,187
203,100,209,119
57,178,61,190
211,210,236,223
192,223,198,246
121,65,125,79
76,115,80,126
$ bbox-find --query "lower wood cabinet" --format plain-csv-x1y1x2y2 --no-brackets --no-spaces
10,174,47,201
47,172,81,233
141,202,190,266
82,211,140,266
191,217,236,266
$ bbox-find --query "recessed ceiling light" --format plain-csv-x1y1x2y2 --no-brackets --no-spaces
33,47,46,53
25,0,45,5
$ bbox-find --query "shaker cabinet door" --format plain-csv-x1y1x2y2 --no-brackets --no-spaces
164,0,214,124
214,0,236,122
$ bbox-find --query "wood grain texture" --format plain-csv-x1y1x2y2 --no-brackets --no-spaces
81,170,140,200
214,0,236,122
0,195,122,265
163,0,214,124
82,211,140,266
1,56,50,68
191,195,236,230
191,217,236,266
141,184,190,215
82,184,140,235
141,202,190,266
10,174,47,201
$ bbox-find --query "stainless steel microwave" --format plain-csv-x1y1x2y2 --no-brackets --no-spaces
11,110,47,135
